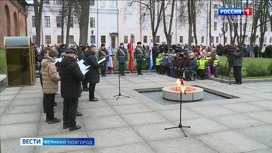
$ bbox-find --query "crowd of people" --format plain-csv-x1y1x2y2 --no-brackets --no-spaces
35,40,251,131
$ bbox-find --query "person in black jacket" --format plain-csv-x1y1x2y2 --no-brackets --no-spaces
231,46,244,85
85,45,101,101
78,46,89,91
59,48,85,131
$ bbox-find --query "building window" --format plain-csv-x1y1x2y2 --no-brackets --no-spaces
32,35,36,43
90,17,95,28
44,16,50,27
143,36,147,43
124,35,128,43
156,36,160,43
90,36,95,44
69,35,74,44
70,17,74,28
131,35,135,43
32,16,35,27
57,35,62,44
56,16,62,27
45,35,51,44
211,36,214,43
270,37,272,43
214,22,217,31
214,9,218,18
201,36,204,43
216,36,219,43
101,35,106,44
44,0,49,4
191,36,194,43
180,36,183,43
264,37,267,43
90,0,95,5
225,37,227,43
225,23,228,31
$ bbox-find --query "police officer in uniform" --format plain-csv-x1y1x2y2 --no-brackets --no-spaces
116,43,128,76
134,42,146,75
98,44,109,77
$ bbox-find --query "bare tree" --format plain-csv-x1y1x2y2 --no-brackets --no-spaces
129,0,164,44
33,0,44,46
162,0,175,52
65,0,72,47
259,0,270,53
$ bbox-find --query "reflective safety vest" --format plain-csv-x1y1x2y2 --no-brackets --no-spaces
213,59,219,67
198,59,206,69
155,57,162,66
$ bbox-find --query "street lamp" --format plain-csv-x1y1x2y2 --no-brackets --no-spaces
91,30,94,45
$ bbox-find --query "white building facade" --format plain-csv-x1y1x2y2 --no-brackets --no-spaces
27,0,272,48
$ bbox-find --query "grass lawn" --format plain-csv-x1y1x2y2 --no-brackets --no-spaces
219,56,272,78
0,49,6,74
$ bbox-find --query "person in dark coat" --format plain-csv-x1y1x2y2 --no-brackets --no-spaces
152,44,159,69
78,46,89,91
185,53,197,81
98,44,109,77
116,43,128,76
134,42,146,75
180,53,190,78
231,46,244,85
85,45,101,101
59,48,85,131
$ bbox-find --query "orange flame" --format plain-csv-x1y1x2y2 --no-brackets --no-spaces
176,78,185,93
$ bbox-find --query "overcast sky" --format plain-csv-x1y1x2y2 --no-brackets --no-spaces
26,0,33,4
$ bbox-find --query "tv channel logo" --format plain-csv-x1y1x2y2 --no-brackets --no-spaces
218,8,252,16
21,138,43,146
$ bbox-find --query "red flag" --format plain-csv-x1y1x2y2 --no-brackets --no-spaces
128,37,134,72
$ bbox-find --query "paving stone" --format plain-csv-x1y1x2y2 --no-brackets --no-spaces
196,131,269,153
132,122,186,141
106,97,141,106
222,103,265,113
244,148,272,153
211,114,266,129
190,105,237,117
94,143,155,153
4,105,42,115
237,125,272,147
10,98,43,106
78,107,117,118
14,93,42,100
148,137,217,153
82,115,128,131
158,108,203,121
0,112,40,125
1,138,35,153
181,117,230,135
122,112,168,126
0,90,19,95
0,95,15,101
248,101,272,111
0,123,38,139
244,111,272,124
112,104,152,114
87,127,144,148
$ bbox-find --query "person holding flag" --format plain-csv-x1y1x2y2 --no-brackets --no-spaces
148,38,153,71
116,43,128,76
98,44,109,77
128,36,134,72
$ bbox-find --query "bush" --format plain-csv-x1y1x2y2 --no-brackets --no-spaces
0,50,6,74
267,62,272,75
246,63,269,76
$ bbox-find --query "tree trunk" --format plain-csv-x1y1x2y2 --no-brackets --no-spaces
187,0,192,49
61,0,65,44
65,0,72,47
192,1,197,45
34,0,43,46
78,0,90,49
209,0,211,46
259,0,268,55
162,0,175,52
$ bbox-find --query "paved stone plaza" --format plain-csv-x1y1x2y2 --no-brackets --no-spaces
0,73,272,153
